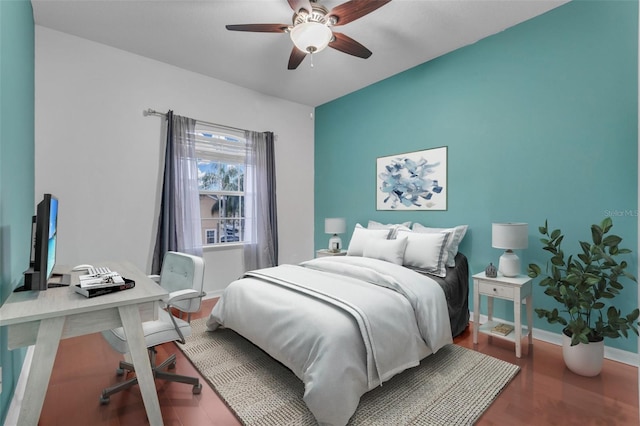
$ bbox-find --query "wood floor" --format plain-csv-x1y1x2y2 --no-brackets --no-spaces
35,298,638,426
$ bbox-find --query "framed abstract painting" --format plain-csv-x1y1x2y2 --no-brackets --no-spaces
376,146,447,211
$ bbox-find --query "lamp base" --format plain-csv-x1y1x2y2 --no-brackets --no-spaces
498,250,521,277
328,235,342,252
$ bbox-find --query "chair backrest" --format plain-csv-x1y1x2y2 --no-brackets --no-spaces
160,251,205,314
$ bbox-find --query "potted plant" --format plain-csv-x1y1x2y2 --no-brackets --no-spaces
527,218,639,376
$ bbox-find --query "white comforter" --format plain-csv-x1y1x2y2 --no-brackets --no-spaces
207,256,452,426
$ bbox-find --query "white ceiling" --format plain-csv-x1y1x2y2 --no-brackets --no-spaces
31,0,569,107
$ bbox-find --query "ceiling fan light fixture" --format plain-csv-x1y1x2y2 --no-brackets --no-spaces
290,22,332,54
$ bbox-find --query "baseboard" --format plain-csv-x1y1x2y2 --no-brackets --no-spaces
472,311,639,367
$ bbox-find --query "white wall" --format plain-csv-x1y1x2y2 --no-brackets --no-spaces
35,26,315,295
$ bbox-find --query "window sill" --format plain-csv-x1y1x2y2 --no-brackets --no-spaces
203,242,245,252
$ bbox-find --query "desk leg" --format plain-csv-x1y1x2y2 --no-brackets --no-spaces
119,305,164,426
18,316,65,426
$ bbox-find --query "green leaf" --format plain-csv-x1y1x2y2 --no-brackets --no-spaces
528,264,541,277
591,224,603,245
579,241,591,255
540,277,555,287
601,217,613,233
607,306,620,321
539,222,547,235
609,280,623,290
603,235,622,247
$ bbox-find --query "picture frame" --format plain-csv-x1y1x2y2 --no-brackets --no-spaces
376,146,448,211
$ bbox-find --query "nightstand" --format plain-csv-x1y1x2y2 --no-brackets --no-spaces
472,272,533,358
316,249,347,258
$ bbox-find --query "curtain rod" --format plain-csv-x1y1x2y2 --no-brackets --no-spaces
143,108,251,134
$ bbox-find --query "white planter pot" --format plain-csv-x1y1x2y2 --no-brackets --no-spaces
562,333,604,377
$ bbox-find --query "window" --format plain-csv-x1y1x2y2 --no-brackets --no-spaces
205,229,217,245
195,124,246,246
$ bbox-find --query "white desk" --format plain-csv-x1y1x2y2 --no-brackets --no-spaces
0,261,168,426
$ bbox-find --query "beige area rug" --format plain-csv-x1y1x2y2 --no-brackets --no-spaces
180,318,520,425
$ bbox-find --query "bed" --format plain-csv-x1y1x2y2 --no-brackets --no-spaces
207,221,469,425
207,224,469,426
432,251,470,337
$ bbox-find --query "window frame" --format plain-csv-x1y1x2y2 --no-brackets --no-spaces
195,124,247,248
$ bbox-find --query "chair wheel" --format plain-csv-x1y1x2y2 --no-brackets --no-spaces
116,368,125,376
193,383,202,394
100,395,110,405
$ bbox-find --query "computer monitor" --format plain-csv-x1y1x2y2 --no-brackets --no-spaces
29,214,36,267
23,193,70,291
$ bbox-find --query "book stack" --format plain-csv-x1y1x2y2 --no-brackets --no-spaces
491,323,514,336
74,272,135,298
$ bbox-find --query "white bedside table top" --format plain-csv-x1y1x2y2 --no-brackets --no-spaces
316,249,347,257
473,272,532,286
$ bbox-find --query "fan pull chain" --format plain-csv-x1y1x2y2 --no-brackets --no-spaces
310,53,314,68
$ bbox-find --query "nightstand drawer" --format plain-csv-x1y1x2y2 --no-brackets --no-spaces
478,281,514,299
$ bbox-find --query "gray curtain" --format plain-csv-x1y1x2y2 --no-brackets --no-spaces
243,131,278,271
152,111,203,274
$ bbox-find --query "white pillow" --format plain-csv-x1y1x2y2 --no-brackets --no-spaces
363,236,408,265
367,220,411,239
397,230,451,277
346,224,391,256
412,223,468,267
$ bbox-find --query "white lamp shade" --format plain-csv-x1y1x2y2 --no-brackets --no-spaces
492,223,528,250
325,218,346,235
290,22,332,53
492,222,528,277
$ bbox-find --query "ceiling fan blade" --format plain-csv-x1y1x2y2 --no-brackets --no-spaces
288,47,307,70
329,32,372,59
328,0,392,26
288,0,312,14
225,24,288,33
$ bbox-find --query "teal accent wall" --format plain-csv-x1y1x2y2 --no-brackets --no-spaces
315,1,638,352
0,0,35,421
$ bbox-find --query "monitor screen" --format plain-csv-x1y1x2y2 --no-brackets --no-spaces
29,193,69,290
29,215,36,267
46,196,58,280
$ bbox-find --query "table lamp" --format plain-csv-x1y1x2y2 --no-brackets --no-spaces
492,223,528,277
325,218,346,252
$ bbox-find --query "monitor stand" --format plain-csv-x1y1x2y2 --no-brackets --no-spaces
48,272,72,288
17,270,71,291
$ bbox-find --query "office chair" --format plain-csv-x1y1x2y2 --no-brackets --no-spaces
99,251,205,404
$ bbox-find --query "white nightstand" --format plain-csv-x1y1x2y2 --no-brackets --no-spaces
316,249,347,258
472,272,533,358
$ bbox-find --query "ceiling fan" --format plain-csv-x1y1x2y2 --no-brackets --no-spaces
226,0,392,69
